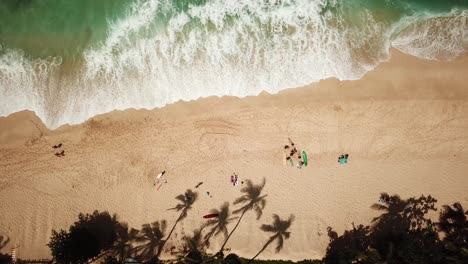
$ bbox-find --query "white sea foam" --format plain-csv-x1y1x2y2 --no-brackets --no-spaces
392,9,467,60
0,0,466,129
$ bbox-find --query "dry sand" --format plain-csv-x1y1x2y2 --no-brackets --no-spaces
1,50,468,260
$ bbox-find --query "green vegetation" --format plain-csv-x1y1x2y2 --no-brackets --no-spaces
47,211,121,263
323,193,467,264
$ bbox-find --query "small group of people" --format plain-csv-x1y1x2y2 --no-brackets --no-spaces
379,194,392,205
284,138,305,169
338,154,349,164
52,143,65,157
230,173,243,186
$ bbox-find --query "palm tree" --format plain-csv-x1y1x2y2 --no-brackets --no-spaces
134,220,167,262
183,228,204,253
250,214,295,261
437,202,467,246
370,193,437,261
178,228,206,263
203,202,237,248
218,178,267,255
109,223,139,263
156,189,198,258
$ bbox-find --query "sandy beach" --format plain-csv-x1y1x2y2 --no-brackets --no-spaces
0,50,467,260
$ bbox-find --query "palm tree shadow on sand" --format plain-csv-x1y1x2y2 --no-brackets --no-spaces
218,178,268,256
324,192,439,263
250,214,295,261
133,220,167,263
108,223,139,262
156,189,198,259
175,228,205,263
203,202,238,248
369,192,437,258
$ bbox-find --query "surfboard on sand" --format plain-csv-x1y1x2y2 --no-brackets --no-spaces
203,214,219,219
302,151,308,166
157,171,166,179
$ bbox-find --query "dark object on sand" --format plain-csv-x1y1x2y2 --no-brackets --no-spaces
195,182,203,188
284,145,289,149
59,150,65,156
203,214,219,219
55,152,61,157
185,193,192,202
52,143,62,148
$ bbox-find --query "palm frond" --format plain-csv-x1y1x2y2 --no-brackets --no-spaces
371,203,388,211
254,203,264,219
233,195,249,205
175,194,186,203
260,224,276,233
233,205,249,215
272,214,280,225
275,235,284,253
241,179,254,193
259,197,267,210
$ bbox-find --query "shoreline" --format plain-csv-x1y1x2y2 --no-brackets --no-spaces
1,49,468,260
2,48,468,134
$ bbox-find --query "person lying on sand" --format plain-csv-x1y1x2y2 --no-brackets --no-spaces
338,154,344,163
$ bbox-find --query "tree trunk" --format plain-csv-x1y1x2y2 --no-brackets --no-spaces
250,236,276,261
156,209,186,258
218,209,247,254
203,227,216,247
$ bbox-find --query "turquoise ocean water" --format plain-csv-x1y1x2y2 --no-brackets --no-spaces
0,0,467,128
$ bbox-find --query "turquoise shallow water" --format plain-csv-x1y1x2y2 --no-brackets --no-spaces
0,0,467,128
0,0,131,58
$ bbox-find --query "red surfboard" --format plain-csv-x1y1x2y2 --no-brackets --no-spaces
203,214,219,219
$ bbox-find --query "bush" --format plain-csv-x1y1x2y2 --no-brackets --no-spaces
47,210,121,264
224,253,241,264
0,253,12,264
